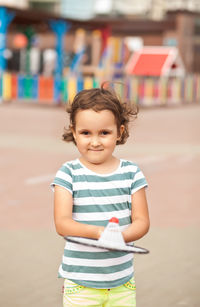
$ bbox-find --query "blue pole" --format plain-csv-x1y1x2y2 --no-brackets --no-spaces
0,7,15,73
49,20,70,103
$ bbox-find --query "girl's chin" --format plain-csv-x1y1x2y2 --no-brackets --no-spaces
81,157,107,165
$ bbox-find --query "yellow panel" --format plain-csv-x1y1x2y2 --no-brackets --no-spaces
68,77,77,102
3,73,12,100
84,77,93,89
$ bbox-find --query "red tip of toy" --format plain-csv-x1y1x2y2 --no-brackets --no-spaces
109,217,119,224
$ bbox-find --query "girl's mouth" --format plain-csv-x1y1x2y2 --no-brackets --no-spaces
88,149,103,151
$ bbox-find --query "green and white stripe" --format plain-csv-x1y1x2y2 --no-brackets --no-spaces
51,158,147,289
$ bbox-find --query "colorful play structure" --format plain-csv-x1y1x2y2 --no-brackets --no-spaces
0,6,199,106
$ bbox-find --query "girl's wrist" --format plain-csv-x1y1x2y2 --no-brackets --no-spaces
97,227,104,239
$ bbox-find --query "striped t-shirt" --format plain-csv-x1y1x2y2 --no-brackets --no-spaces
51,158,148,289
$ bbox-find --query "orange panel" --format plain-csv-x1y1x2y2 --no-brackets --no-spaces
39,76,54,103
11,74,18,99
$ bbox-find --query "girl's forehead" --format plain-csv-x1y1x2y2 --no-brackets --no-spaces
75,109,117,124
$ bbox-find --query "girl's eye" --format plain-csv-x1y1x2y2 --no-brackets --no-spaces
81,131,89,135
101,131,110,135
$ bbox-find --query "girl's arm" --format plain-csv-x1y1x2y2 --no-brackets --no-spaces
122,187,150,243
54,185,104,239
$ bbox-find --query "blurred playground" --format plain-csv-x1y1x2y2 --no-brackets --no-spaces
0,6,200,107
0,101,199,307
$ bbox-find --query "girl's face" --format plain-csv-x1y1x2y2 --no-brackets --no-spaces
72,109,124,168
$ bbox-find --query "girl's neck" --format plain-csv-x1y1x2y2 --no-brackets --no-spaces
79,156,120,174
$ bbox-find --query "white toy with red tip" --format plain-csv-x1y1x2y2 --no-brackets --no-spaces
66,217,149,254
98,217,127,249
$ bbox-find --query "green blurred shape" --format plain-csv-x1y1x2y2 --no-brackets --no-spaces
24,75,33,99
61,78,68,103
93,78,99,88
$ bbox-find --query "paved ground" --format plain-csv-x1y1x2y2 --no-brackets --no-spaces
0,101,199,307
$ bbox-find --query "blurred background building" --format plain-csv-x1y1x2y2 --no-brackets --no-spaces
3,0,200,18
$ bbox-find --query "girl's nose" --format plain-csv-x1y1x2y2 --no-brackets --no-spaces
90,136,100,146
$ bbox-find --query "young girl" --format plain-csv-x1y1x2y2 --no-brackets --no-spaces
51,84,150,307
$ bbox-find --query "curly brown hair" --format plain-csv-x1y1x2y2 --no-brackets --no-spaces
62,82,138,145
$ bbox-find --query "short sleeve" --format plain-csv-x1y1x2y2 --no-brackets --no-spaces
131,166,148,194
50,164,73,194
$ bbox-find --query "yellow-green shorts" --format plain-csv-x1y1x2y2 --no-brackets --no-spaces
63,277,136,306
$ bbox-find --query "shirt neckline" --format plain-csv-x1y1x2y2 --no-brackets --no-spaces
77,158,122,177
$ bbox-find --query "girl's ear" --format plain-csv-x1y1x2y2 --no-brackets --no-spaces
70,125,76,141
117,125,125,141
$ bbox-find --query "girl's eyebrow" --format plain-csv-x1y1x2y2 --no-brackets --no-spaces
100,128,113,132
77,128,90,132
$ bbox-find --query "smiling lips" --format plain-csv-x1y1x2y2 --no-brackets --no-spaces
88,149,103,151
